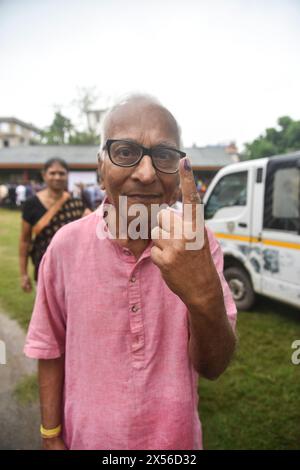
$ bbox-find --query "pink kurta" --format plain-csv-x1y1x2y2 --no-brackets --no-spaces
24,204,237,450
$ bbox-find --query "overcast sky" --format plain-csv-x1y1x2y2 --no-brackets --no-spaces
1,0,300,150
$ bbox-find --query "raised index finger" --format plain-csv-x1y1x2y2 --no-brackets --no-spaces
179,157,204,249
179,156,201,207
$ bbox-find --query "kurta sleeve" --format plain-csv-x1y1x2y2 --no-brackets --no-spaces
207,226,237,330
24,243,66,359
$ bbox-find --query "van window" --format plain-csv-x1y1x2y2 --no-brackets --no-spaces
264,167,300,232
205,171,248,219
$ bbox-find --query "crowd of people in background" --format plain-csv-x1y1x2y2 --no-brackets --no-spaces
0,176,208,211
72,182,105,211
196,178,208,198
0,182,42,208
0,180,105,211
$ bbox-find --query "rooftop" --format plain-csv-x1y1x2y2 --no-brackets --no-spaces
0,117,42,134
0,144,239,169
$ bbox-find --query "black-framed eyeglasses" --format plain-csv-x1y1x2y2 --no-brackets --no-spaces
103,139,186,174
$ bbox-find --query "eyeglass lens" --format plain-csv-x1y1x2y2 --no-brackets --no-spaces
109,141,181,173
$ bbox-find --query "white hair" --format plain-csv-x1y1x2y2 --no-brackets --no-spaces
99,93,182,149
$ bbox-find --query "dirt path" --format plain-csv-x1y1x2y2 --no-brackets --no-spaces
0,310,40,449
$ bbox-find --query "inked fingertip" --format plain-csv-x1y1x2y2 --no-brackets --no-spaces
183,157,192,172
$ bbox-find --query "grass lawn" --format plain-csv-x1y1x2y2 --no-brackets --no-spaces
0,208,35,329
1,208,300,449
199,298,300,449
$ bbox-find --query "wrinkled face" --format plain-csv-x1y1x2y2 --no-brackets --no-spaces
43,162,68,191
98,103,180,223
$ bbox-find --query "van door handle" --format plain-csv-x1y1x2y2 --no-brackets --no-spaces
238,222,247,228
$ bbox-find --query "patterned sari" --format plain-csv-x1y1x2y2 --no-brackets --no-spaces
29,195,85,280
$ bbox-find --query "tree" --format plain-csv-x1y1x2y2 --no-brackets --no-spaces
243,116,300,159
69,130,99,145
42,87,103,146
42,111,100,146
42,112,73,145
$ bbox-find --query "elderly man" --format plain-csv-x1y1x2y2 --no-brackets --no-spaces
24,94,237,450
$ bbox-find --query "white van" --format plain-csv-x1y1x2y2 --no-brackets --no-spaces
203,151,300,310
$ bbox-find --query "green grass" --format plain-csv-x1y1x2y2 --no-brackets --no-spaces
199,298,300,449
1,208,300,448
14,374,39,405
0,208,35,329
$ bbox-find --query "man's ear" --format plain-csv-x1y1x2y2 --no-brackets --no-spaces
97,152,105,190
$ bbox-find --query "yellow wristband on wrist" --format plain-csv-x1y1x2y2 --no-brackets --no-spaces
40,424,62,439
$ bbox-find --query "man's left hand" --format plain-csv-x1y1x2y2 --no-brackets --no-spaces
151,156,221,308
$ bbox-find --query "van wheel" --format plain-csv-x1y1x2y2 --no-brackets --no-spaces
224,266,255,311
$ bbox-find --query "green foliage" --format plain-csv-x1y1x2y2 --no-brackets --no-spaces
243,116,300,159
42,111,73,145
43,113,99,145
69,130,99,145
14,374,38,405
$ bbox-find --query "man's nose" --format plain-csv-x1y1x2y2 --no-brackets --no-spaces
131,155,157,184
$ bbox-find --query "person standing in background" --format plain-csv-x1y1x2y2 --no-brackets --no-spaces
19,158,90,291
16,183,26,207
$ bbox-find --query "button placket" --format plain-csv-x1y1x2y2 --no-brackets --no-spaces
128,266,144,363
120,247,135,263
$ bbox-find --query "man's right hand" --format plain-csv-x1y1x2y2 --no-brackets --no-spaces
21,274,32,293
42,437,67,450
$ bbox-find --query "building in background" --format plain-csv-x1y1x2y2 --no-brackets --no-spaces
186,142,239,184
0,117,42,149
0,145,98,188
0,142,239,189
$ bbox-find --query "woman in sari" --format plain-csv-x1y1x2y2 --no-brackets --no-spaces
19,158,90,292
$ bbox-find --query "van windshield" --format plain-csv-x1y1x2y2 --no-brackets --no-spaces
205,171,248,219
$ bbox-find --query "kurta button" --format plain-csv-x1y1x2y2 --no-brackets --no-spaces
131,305,138,313
130,276,136,283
